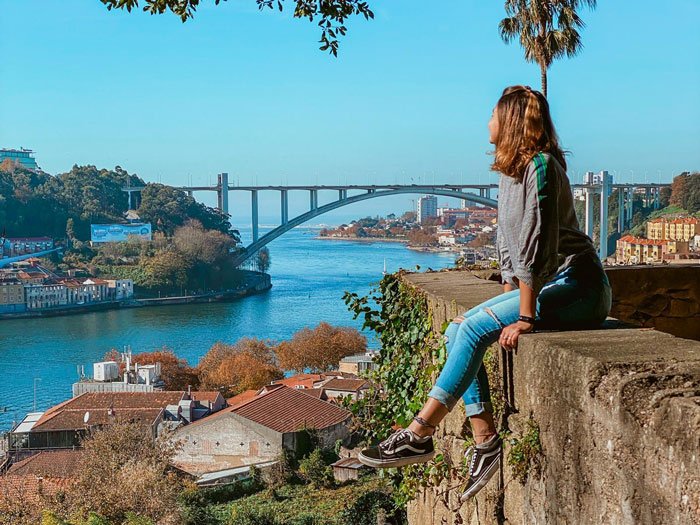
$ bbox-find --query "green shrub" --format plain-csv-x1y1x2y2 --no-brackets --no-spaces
298,449,334,489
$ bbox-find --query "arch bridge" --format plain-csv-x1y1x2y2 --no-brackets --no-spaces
121,172,670,266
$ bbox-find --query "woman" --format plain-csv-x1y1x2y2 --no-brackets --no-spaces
358,85,612,501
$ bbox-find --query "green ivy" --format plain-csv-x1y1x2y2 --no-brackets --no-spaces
342,270,447,506
506,417,542,483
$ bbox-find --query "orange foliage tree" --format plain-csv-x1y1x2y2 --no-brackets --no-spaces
275,322,367,374
197,338,283,396
103,347,199,391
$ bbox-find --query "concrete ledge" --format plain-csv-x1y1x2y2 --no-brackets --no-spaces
401,269,700,525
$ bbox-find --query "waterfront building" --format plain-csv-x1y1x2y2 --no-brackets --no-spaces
0,277,26,313
647,217,699,242
615,234,690,264
172,385,351,479
2,237,53,258
0,148,38,169
81,278,110,302
106,278,134,300
417,195,438,224
24,283,68,310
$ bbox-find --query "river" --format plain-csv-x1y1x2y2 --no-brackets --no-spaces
0,226,458,431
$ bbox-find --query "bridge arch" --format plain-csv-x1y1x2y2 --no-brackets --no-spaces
233,188,497,266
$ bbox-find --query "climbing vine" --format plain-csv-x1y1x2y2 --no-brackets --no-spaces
341,270,448,506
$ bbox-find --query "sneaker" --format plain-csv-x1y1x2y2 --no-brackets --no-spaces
358,427,435,468
459,433,502,501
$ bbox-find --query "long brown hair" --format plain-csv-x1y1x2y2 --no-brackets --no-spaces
490,85,567,181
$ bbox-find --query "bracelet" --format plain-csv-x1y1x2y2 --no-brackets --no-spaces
518,315,535,325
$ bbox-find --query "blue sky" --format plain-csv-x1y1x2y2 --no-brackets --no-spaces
1,0,698,225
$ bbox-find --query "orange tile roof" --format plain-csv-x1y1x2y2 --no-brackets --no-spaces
297,388,327,400
191,391,224,403
232,385,351,433
32,392,185,431
227,389,259,408
321,378,368,391
7,450,82,478
272,373,326,389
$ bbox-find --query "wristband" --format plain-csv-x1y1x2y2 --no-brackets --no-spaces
518,315,535,325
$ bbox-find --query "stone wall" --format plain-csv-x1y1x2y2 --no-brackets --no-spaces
605,264,700,341
401,268,700,525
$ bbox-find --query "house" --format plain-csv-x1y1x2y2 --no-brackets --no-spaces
190,391,227,414
172,385,352,477
316,378,369,401
106,279,134,300
227,389,260,408
8,392,189,453
339,353,377,375
0,277,25,313
0,450,82,503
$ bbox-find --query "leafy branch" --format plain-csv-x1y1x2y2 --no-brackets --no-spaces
99,0,374,56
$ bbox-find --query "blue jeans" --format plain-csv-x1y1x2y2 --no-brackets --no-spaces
427,257,612,415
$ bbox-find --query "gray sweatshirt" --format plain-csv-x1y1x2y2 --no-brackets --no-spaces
496,152,600,295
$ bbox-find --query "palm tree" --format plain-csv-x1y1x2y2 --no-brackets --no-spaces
499,0,597,97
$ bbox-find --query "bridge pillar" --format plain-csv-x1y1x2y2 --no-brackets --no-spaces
338,189,347,201
626,187,634,226
484,187,491,200
460,189,468,208
654,187,660,210
280,190,288,225
585,187,595,240
251,190,259,242
310,189,318,211
645,187,651,208
599,171,611,260
618,187,625,232
187,190,194,198
217,172,229,214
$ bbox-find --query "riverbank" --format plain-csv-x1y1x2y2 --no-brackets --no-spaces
314,235,409,243
0,271,271,321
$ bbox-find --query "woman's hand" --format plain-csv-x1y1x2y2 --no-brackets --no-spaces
499,320,535,351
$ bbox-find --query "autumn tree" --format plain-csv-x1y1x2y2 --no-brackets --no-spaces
62,421,184,524
275,322,367,374
670,171,700,213
198,338,283,396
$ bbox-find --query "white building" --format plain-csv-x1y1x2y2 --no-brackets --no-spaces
24,283,68,310
417,195,438,224
107,279,134,300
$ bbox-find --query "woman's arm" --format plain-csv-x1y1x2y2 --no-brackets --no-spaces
497,225,517,290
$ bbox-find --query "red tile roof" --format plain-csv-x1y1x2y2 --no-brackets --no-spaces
298,388,327,400
191,391,224,403
321,378,368,392
232,385,351,433
227,389,259,408
7,450,82,478
272,373,326,389
32,392,185,431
